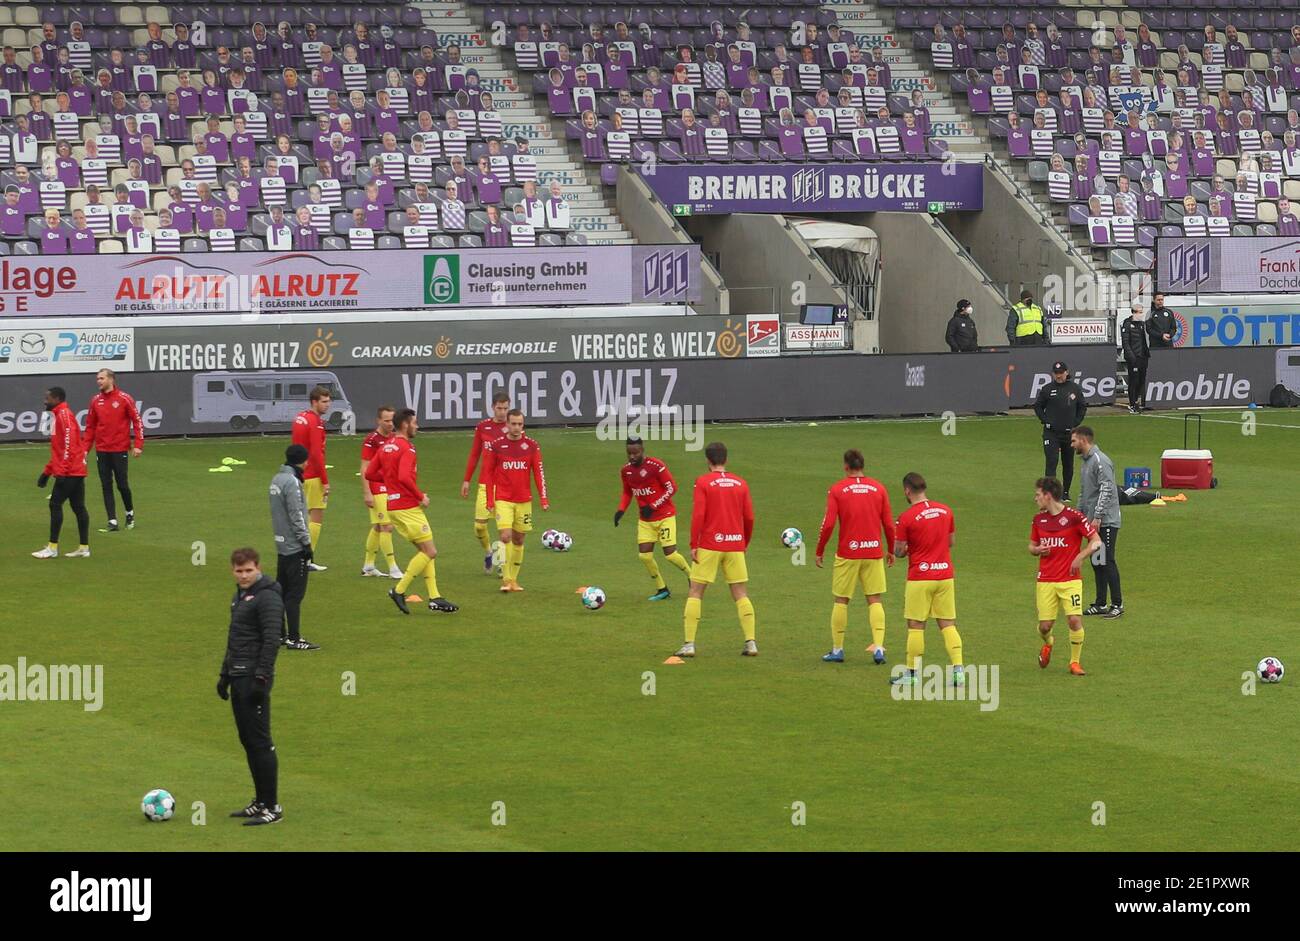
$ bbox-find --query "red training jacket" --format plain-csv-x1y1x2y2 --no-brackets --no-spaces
83,387,144,453
45,401,88,477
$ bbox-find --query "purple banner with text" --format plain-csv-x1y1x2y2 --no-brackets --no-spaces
638,163,984,215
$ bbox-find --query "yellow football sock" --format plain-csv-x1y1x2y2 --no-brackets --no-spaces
506,542,524,583
906,627,925,671
364,528,379,568
736,597,756,641
474,521,491,552
1069,626,1084,665
639,551,666,590
684,596,702,643
868,601,886,650
309,521,322,551
423,555,441,599
940,625,963,667
830,601,848,650
47,542,57,552
1041,629,1054,647
379,530,397,569
664,550,691,577
396,552,428,594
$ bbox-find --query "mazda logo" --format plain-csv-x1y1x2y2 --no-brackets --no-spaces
20,333,45,354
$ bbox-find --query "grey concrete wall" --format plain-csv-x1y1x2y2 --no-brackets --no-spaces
615,168,728,314
851,212,1009,353
683,214,846,317
944,167,1097,313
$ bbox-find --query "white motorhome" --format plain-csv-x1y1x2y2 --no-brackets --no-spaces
1277,347,1300,395
193,370,352,430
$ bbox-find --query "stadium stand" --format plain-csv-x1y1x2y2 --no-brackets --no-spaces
890,2,1300,274
0,0,632,255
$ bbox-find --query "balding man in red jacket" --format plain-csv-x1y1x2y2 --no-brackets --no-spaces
33,386,91,559
83,368,144,532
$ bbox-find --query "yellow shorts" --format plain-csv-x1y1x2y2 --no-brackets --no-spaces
389,507,432,545
303,476,327,511
474,483,490,522
1036,579,1083,621
831,555,887,598
691,548,748,584
367,492,390,526
494,499,533,533
636,514,678,547
904,579,956,622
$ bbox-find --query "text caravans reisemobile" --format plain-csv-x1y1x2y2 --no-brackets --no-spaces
192,370,352,431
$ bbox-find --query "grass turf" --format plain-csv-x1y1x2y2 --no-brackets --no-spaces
0,409,1297,851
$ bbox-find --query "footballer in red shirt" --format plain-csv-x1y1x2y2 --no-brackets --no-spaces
359,404,400,578
615,435,692,601
83,368,143,531
461,390,510,574
677,441,757,658
890,472,964,686
33,386,91,559
290,384,332,568
372,408,458,614
1029,476,1101,675
815,449,894,664
482,409,548,592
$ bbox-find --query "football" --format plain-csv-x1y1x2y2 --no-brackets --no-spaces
552,532,573,551
781,527,803,548
1257,657,1285,683
581,586,606,610
541,529,558,548
141,788,175,822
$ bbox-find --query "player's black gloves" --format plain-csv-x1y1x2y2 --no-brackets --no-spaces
216,676,231,701
301,546,313,564
639,504,654,520
613,510,624,527
37,473,50,488
250,675,270,706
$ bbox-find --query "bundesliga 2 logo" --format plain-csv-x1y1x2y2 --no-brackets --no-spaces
1166,241,1211,288
792,167,825,204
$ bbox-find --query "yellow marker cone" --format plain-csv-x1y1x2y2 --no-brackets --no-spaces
209,466,234,473
663,656,687,665
1150,498,1166,507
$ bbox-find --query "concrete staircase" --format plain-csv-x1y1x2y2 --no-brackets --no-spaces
410,0,634,244
827,0,981,152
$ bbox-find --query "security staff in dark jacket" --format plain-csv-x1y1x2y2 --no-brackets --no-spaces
945,299,979,352
1121,302,1150,413
1147,293,1177,349
1033,360,1088,500
271,444,319,650
217,546,285,826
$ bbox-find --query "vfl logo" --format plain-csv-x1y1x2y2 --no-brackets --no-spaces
905,363,926,387
1166,241,1211,287
792,167,825,204
642,249,689,298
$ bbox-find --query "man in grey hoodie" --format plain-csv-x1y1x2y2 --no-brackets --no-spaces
270,443,320,649
1071,426,1123,619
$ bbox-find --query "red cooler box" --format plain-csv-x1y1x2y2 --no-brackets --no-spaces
1160,449,1214,488
1160,415,1217,489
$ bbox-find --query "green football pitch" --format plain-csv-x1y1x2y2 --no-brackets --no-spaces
1,410,1297,851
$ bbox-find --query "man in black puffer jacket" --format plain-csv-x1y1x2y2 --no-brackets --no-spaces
217,546,285,826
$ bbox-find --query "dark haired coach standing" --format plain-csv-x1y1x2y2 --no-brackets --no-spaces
217,547,285,826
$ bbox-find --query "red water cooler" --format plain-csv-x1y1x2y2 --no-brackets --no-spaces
1160,415,1217,489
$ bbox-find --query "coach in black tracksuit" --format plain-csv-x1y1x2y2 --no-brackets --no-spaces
217,547,284,826
1121,304,1150,412
1033,360,1088,500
